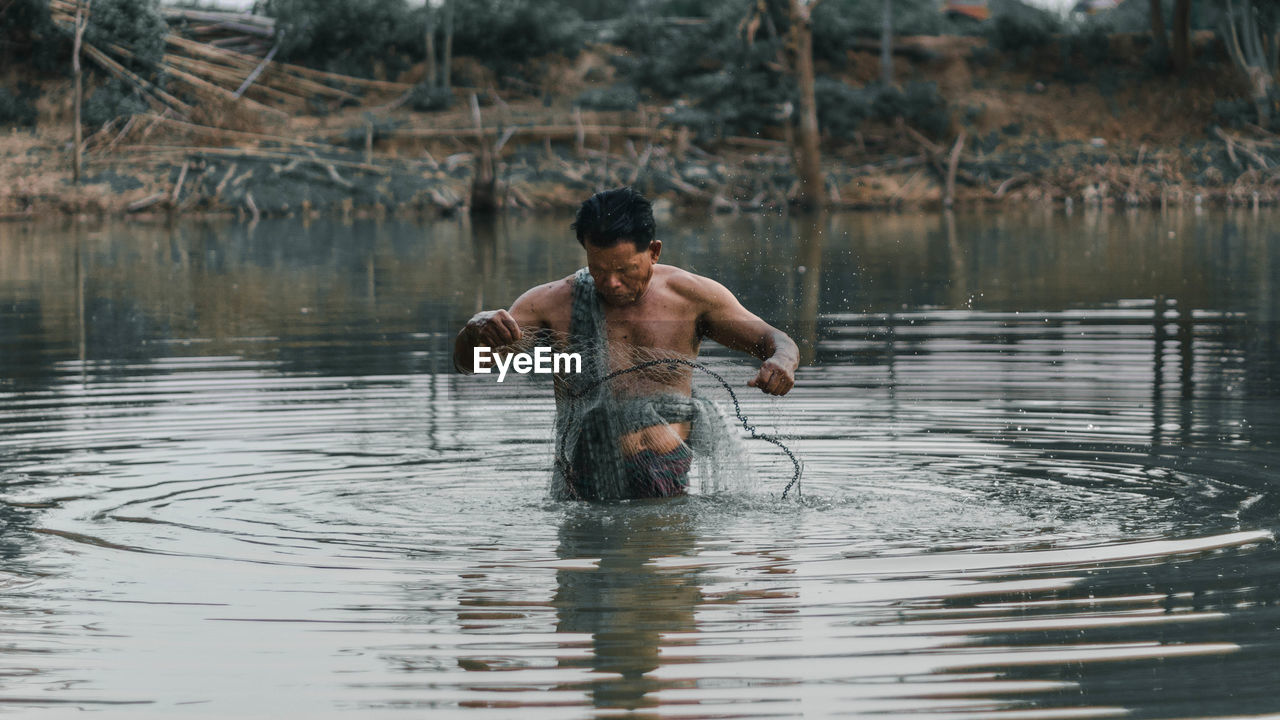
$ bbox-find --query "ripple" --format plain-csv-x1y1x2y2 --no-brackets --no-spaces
2,303,1280,718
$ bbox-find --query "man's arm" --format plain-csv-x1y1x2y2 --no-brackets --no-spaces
696,278,799,396
452,282,554,373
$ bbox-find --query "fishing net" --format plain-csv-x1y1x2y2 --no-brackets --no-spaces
501,268,801,502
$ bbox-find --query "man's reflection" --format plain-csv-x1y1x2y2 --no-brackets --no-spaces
553,503,701,710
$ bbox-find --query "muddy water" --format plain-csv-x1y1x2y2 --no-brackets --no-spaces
1,209,1278,718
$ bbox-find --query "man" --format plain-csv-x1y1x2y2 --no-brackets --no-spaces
454,187,798,500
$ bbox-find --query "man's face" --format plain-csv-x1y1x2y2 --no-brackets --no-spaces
584,239,662,307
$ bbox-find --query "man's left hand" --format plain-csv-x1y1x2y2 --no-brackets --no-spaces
748,359,795,396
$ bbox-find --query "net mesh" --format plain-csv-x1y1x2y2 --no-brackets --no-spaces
502,267,800,502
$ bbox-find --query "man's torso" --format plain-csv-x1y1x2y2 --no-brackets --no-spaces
545,264,703,453
542,264,704,360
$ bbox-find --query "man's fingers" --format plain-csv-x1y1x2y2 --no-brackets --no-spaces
481,312,521,347
497,311,523,343
751,367,776,393
751,363,795,396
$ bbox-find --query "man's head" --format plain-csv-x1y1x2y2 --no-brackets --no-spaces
571,187,662,306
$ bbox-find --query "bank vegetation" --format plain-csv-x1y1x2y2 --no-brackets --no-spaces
3,0,1280,219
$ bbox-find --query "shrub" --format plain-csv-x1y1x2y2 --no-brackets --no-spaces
813,79,950,141
265,0,417,79
82,78,149,128
1214,98,1280,133
0,86,38,128
812,0,962,66
616,1,791,137
1,0,68,73
574,83,641,111
408,85,453,112
1055,24,1110,83
987,0,1061,55
86,0,167,75
448,0,584,75
814,77,873,140
874,81,950,137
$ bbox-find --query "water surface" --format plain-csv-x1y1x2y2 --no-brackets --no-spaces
1,209,1279,718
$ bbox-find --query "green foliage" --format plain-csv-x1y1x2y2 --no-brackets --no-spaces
875,81,951,137
1055,24,1110,83
265,0,584,82
814,77,873,139
575,83,641,111
265,0,417,79
987,0,1061,55
81,78,149,128
447,0,585,73
557,0,631,22
0,85,38,128
86,0,168,75
815,79,950,141
614,1,791,138
612,0,954,141
408,85,453,112
339,115,403,149
1,0,68,73
1074,0,1159,34
812,0,963,65
1072,0,1222,35
1214,98,1280,133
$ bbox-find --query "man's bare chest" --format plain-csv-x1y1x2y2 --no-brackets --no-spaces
543,288,700,355
602,295,700,354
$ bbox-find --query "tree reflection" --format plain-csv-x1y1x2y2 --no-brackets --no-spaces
794,213,826,367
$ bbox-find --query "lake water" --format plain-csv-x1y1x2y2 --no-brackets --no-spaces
1,208,1278,718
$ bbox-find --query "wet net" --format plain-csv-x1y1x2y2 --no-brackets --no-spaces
507,268,801,502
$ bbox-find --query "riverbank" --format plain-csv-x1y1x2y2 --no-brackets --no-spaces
4,32,1278,220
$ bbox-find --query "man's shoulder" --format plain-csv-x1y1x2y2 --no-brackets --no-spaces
657,265,732,305
519,275,576,303
509,275,576,329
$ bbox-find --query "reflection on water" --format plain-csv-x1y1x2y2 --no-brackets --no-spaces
554,506,700,710
0,209,1278,717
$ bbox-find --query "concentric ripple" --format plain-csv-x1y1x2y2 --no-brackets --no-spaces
2,213,1279,718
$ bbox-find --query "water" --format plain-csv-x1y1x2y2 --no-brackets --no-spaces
1,209,1278,718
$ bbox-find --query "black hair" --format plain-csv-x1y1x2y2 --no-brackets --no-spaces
570,187,656,252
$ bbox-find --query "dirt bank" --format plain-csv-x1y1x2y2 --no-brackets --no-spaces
3,33,1277,220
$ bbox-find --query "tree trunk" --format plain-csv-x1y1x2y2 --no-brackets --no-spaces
1149,0,1168,63
1171,0,1191,73
424,7,436,90
1221,0,1276,127
1251,68,1273,127
72,0,91,184
880,0,893,86
789,0,824,211
441,0,453,91
469,93,496,215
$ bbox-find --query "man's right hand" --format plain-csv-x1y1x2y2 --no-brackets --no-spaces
464,309,523,348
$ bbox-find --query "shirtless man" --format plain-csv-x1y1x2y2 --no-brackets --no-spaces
453,187,798,499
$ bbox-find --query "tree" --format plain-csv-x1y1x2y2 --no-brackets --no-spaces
439,0,452,91
1221,0,1279,127
1150,0,1193,73
880,0,892,86
1171,0,1191,72
73,0,92,184
1149,0,1169,61
787,0,824,210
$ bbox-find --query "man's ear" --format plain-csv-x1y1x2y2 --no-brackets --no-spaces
648,240,662,262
